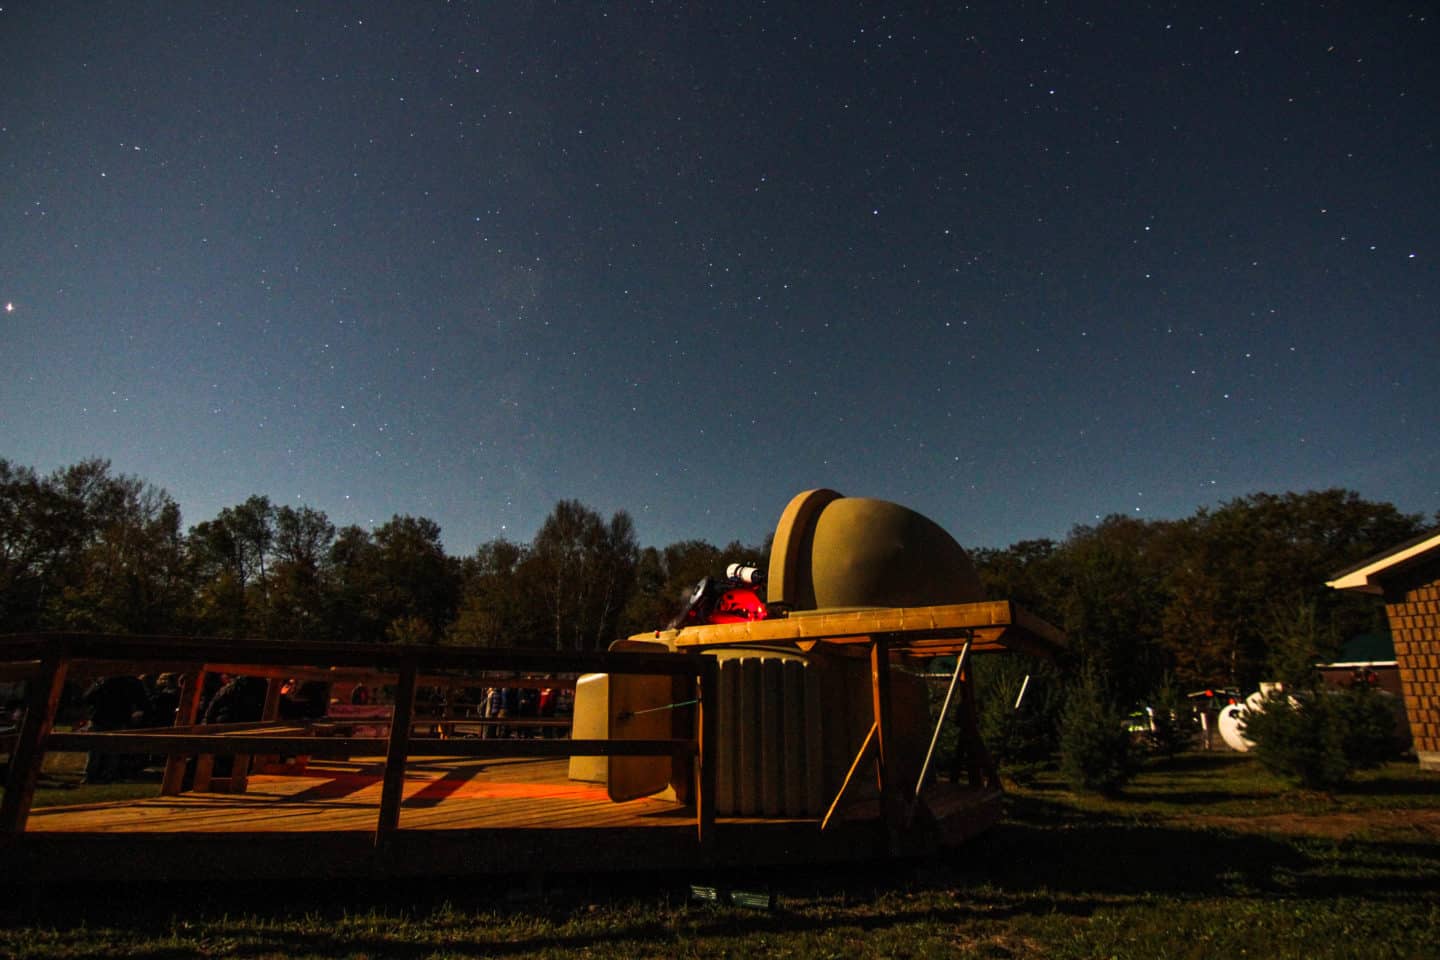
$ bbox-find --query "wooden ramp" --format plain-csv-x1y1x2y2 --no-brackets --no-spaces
9,757,1001,882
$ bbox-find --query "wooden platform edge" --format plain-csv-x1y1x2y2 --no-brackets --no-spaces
0,785,1003,885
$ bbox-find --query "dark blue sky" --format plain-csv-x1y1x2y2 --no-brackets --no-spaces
3,2,1436,554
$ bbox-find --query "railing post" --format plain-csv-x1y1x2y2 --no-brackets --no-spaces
1,646,69,835
244,676,287,780
162,667,208,795
696,654,718,852
375,662,418,848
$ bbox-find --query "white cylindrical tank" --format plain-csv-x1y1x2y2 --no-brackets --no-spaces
1217,703,1252,752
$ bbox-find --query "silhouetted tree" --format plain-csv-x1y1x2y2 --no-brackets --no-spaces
188,495,274,637
619,537,770,635
266,504,336,641
972,538,1063,624
1160,490,1423,689
51,461,189,633
0,459,188,633
372,515,461,643
448,538,541,647
1044,515,1171,706
527,500,639,650
327,524,383,643
0,458,74,630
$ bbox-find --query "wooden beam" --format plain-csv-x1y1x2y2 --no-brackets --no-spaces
375,663,418,846
0,659,41,683
1,633,710,678
261,679,283,720
161,668,206,796
229,753,252,794
405,737,697,758
0,650,69,835
416,717,572,729
235,678,287,790
0,636,45,659
55,659,593,690
695,654,718,852
820,722,877,832
192,752,215,792
870,636,905,851
914,639,970,802
657,599,1066,657
43,732,697,758
197,663,581,690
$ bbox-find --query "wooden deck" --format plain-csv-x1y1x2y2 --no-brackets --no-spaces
8,756,1002,882
1,630,1035,883
26,757,697,834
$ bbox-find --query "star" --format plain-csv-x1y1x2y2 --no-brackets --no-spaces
0,3,1433,557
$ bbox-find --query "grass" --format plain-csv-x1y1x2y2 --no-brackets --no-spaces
3,752,1439,958
10,750,165,807
1020,749,1440,819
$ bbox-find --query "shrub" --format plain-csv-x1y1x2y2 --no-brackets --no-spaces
1059,674,1133,795
1241,685,1398,790
977,658,1062,782
1332,684,1402,767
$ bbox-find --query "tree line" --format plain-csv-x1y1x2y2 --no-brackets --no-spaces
0,458,763,651
2,457,1432,698
974,491,1430,701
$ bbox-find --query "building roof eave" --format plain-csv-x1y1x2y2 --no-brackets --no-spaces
1326,529,1440,593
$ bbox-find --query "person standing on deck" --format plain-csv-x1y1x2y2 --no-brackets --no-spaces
147,674,182,727
81,674,149,783
202,675,268,777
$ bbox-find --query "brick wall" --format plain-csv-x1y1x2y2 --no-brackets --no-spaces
1384,573,1440,769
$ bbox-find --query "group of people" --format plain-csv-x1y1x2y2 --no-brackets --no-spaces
321,681,574,739
79,671,274,783
467,684,571,738
78,672,182,783
73,672,579,782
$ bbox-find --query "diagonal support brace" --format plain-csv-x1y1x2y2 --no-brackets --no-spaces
913,638,971,801
819,722,877,832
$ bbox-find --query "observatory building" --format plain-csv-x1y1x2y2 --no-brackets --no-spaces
1329,529,1440,771
575,488,1066,844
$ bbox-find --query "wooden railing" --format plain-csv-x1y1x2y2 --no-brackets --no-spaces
0,633,718,851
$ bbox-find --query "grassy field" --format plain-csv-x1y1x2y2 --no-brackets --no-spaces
3,751,1438,959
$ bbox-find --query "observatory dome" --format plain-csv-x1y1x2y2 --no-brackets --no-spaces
766,489,984,612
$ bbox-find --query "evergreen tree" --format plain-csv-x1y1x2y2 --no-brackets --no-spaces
1059,670,1134,795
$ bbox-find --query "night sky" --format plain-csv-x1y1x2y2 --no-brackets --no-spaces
3,2,1436,556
